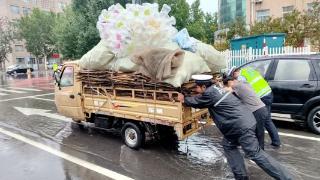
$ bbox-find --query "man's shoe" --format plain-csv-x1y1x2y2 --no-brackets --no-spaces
271,143,281,149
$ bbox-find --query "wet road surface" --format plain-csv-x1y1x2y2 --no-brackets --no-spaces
0,71,319,180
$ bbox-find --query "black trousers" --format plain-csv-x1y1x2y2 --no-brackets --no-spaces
253,107,269,150
261,93,281,146
222,127,292,180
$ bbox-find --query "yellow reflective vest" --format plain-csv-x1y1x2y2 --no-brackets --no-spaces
53,63,58,72
240,67,272,98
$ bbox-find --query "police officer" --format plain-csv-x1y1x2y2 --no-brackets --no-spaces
52,63,58,72
178,75,292,180
223,76,268,150
232,67,281,148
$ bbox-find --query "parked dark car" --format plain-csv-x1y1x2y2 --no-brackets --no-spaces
240,54,320,134
6,64,34,75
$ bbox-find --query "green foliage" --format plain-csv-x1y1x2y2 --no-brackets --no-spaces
203,13,218,44
53,7,78,59
187,0,206,41
306,2,320,50
53,0,219,59
18,9,57,59
250,17,282,35
248,2,320,48
227,17,248,40
157,0,217,44
54,0,116,59
281,10,306,47
0,18,16,68
157,0,190,31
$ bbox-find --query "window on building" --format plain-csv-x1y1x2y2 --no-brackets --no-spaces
274,60,311,81
10,5,20,14
16,58,25,64
22,7,31,15
15,45,24,52
282,6,294,16
256,9,270,22
27,58,36,64
41,0,50,9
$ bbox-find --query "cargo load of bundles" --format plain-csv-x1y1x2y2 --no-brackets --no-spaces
74,3,226,91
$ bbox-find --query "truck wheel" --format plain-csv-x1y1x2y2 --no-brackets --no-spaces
121,122,145,150
307,106,320,135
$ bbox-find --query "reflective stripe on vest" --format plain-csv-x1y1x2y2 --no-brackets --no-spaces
240,68,271,98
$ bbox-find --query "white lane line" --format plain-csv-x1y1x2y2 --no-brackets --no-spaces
9,87,42,92
211,123,320,142
0,93,54,102
0,88,26,94
277,132,320,142
0,127,134,180
29,97,54,102
0,92,9,96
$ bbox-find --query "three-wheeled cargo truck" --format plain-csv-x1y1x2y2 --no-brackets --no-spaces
54,62,212,149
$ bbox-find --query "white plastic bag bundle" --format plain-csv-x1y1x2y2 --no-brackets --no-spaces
96,3,177,58
78,40,115,70
107,57,139,72
193,38,226,73
173,28,197,52
164,51,211,87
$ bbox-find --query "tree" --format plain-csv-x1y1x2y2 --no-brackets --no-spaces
157,0,190,31
203,13,218,44
0,18,16,70
18,9,57,70
54,0,116,59
281,10,306,47
306,1,320,51
54,7,78,59
186,0,206,41
250,17,282,35
227,17,248,40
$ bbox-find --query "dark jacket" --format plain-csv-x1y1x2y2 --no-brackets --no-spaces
184,85,256,138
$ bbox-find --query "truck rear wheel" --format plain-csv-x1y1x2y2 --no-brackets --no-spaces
121,122,145,150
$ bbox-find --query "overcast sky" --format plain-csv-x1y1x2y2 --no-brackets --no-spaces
186,0,218,14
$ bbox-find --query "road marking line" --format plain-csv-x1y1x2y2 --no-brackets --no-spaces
0,88,26,94
9,87,42,92
0,93,54,102
277,132,320,142
211,124,320,142
0,127,134,180
29,97,54,102
0,92,9,96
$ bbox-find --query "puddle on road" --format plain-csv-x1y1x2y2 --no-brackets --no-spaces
178,133,224,165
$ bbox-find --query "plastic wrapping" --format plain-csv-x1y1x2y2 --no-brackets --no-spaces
96,3,177,58
163,49,211,87
78,40,115,70
173,28,197,52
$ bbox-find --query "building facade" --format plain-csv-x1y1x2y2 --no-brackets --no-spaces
218,0,247,27
218,0,317,27
0,0,71,70
251,0,316,23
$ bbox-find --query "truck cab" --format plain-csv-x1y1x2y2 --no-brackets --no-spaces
55,62,85,121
